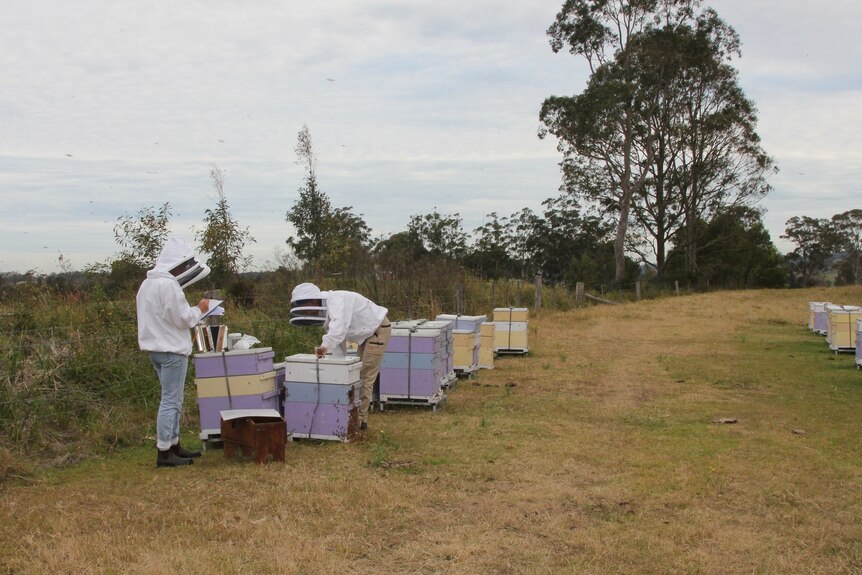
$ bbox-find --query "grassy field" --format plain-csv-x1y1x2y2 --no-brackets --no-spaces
1,287,861,574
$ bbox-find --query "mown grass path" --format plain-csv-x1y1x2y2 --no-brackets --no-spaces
2,287,861,574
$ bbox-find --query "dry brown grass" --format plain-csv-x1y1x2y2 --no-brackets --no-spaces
2,287,862,574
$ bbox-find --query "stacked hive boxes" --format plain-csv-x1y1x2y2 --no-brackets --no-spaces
809,302,830,335
193,347,280,442
826,306,862,353
478,322,495,369
282,353,361,442
392,319,456,386
808,301,829,332
436,314,487,375
493,307,529,354
379,327,446,407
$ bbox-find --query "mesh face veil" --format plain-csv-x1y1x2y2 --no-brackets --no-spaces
289,283,327,327
289,300,327,327
152,238,211,290
170,256,211,289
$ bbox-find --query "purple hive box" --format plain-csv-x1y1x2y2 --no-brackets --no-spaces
856,320,862,364
283,401,358,440
814,311,828,334
379,366,444,397
194,347,275,378
283,380,360,405
386,329,442,353
197,391,280,432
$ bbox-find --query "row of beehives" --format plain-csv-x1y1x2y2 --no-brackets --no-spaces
192,307,530,444
807,302,862,367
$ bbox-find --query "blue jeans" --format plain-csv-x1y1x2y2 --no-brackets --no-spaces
149,352,188,450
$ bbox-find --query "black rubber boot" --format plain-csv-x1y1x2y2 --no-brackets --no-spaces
171,443,202,458
157,448,193,467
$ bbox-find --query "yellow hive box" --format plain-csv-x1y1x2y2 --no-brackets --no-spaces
453,346,475,366
195,370,278,399
480,322,496,337
493,307,529,322
827,309,862,351
478,336,495,368
453,331,480,348
495,330,528,350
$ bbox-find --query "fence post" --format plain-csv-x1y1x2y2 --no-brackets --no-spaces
575,282,585,304
515,280,522,307
534,274,543,311
490,280,496,310
454,284,464,315
635,281,642,301
407,301,414,320
675,280,680,296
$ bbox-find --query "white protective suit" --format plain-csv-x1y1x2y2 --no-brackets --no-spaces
291,283,388,350
136,238,207,355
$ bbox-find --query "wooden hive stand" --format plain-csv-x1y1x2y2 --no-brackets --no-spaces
220,409,285,464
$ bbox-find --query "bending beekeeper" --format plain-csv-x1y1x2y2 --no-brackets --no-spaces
290,283,390,431
136,237,212,467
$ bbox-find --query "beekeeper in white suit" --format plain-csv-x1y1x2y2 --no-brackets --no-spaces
290,283,390,431
136,237,212,468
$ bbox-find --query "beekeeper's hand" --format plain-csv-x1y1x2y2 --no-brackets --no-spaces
197,299,209,312
315,345,327,358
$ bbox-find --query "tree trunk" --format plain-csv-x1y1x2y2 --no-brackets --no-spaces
615,189,633,282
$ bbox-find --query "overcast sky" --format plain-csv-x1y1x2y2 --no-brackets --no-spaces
2,0,859,274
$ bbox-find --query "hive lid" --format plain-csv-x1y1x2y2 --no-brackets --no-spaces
196,346,273,358
220,408,282,421
391,327,442,338
284,353,361,365
436,314,488,322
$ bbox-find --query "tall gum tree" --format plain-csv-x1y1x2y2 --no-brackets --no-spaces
541,0,699,282
631,12,774,279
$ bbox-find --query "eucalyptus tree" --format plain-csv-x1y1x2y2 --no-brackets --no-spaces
540,0,700,283
507,207,543,279
466,212,515,279
286,125,332,267
633,11,774,278
196,165,256,286
781,216,838,287
831,209,862,284
406,209,469,260
670,206,785,289
285,125,372,276
113,202,172,271
670,11,775,276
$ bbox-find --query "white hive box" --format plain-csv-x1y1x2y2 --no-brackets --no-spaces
282,354,362,442
435,314,487,332
284,353,361,385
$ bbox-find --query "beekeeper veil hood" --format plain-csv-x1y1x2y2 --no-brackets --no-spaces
151,237,211,289
290,282,328,327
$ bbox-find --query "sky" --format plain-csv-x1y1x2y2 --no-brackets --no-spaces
1,0,860,274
